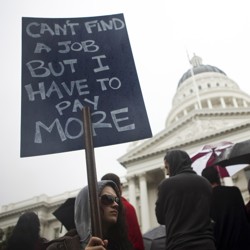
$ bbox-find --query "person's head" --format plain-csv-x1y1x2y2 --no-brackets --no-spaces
101,173,122,194
201,166,221,186
75,180,131,250
16,212,40,234
7,211,40,250
100,184,120,228
164,149,193,177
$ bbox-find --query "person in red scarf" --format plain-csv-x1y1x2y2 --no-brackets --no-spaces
101,173,144,250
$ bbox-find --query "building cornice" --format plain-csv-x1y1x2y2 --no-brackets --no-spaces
0,189,80,217
119,109,250,165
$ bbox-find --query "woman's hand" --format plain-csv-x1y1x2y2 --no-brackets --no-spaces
85,236,108,250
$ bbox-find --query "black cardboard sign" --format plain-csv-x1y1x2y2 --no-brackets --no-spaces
21,13,152,157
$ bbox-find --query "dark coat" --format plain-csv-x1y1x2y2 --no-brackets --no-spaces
155,150,216,250
210,185,250,250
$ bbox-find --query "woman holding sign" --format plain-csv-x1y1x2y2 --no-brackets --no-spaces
76,180,133,250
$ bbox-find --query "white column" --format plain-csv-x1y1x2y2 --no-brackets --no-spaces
232,97,238,108
243,100,248,107
139,173,150,233
207,99,213,109
220,97,226,108
223,177,234,186
127,175,137,208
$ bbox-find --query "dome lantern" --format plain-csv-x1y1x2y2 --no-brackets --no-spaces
190,53,202,67
178,54,226,87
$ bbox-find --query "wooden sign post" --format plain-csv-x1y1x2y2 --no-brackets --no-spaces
83,106,102,238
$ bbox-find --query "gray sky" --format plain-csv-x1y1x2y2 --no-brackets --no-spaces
1,0,250,208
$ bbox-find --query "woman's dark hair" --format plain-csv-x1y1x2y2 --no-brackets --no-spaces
104,183,133,250
7,211,41,250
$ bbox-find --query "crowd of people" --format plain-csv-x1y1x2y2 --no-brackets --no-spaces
156,149,250,250
5,151,250,250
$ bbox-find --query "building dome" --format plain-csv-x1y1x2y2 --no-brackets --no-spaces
165,54,250,127
178,65,226,86
178,54,226,86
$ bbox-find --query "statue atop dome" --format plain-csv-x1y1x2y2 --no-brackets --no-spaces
190,53,202,67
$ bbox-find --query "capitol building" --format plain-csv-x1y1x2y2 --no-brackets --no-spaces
1,55,250,242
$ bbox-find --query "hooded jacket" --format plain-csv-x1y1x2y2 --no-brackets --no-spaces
155,150,215,250
74,180,120,247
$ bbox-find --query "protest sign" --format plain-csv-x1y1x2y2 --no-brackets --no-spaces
21,13,152,157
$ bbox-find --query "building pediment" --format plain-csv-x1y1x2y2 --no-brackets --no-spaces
118,108,250,165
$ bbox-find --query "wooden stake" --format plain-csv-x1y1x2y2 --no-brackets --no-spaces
83,106,103,238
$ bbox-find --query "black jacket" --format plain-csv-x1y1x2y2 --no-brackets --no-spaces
155,150,216,250
210,185,250,250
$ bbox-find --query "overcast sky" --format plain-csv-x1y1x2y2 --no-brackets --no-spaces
1,0,250,208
